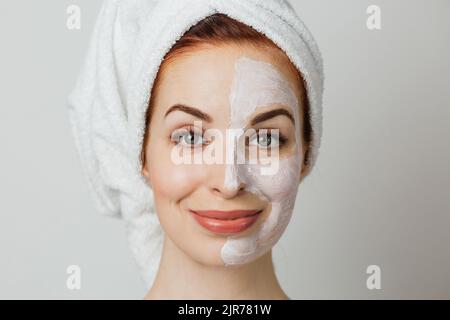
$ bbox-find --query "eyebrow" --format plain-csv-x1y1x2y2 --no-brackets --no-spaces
164,104,212,122
250,108,295,126
164,104,295,126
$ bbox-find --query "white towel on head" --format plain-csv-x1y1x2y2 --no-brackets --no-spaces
67,0,324,289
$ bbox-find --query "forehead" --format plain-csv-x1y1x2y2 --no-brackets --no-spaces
153,44,305,116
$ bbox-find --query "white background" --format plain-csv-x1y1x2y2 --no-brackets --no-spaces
0,0,449,299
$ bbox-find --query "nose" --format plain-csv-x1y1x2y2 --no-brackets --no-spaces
208,163,246,199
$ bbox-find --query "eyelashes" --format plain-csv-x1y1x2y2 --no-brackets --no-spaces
170,125,288,149
170,126,207,148
247,129,287,149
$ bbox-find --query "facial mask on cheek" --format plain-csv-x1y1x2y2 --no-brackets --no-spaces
222,56,302,265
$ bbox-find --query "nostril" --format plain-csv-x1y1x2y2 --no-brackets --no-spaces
212,183,246,199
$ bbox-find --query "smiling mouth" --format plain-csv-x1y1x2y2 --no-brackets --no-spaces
189,209,263,234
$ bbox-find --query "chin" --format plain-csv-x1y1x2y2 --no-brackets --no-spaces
181,232,227,267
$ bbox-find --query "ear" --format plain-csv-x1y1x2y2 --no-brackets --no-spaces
299,144,311,183
299,161,309,184
141,162,153,189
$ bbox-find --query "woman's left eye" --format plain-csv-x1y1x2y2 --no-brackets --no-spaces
248,130,284,148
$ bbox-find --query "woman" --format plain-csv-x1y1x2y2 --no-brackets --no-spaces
68,0,324,300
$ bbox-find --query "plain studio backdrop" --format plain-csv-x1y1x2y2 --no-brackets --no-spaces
0,0,449,299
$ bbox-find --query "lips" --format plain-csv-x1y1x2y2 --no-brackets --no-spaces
189,209,262,234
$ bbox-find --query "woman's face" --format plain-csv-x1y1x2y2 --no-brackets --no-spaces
142,43,308,266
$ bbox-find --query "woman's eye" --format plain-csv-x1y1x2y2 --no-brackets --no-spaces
171,129,205,147
248,130,282,148
257,134,274,147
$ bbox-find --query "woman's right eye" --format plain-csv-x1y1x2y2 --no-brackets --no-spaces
171,128,205,147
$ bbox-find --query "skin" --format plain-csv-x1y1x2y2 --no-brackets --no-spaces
142,43,308,299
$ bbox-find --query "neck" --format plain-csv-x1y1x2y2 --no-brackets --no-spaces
145,235,288,300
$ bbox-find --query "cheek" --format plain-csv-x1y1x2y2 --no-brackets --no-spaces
242,156,301,202
149,160,206,203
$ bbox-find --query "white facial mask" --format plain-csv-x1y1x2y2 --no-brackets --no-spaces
222,56,302,265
